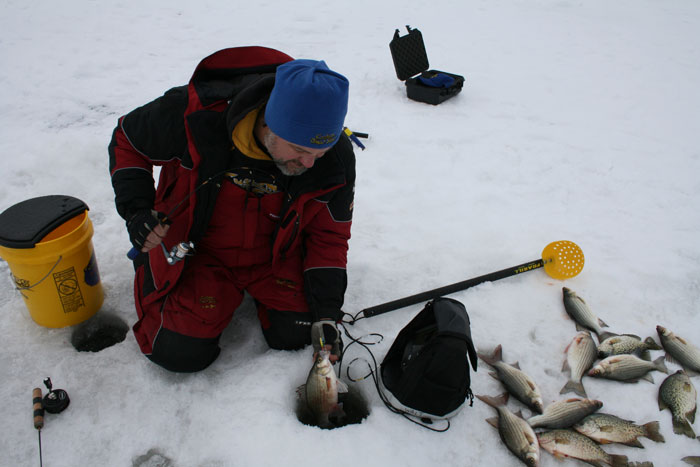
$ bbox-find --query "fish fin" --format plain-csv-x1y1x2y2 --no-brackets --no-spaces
562,359,570,373
664,352,680,365
642,421,665,443
488,371,499,380
687,406,696,424
575,323,586,332
672,417,697,439
638,349,651,361
598,331,617,342
622,438,645,448
296,384,306,400
657,393,668,411
643,336,662,350
512,361,521,370
653,356,669,374
687,368,700,377
609,455,629,467
682,456,700,466
641,373,654,384
337,379,349,394
622,333,641,339
485,416,499,429
514,410,524,418
598,318,609,328
559,380,587,398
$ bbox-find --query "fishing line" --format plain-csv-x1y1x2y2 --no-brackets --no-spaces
338,320,450,432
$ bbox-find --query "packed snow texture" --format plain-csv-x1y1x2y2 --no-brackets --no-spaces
1,1,699,466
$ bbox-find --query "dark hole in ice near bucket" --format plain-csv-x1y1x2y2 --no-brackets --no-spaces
295,383,370,429
71,311,129,352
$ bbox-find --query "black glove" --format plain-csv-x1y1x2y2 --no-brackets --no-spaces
126,209,164,250
311,319,343,361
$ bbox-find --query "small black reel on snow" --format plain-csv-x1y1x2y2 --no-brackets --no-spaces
42,377,70,414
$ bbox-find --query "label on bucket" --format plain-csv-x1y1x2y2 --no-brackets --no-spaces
53,267,85,313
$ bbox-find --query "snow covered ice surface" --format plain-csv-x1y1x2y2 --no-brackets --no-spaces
1,1,699,466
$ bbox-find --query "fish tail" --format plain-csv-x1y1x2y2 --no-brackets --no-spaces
475,392,509,409
672,416,697,439
653,355,669,374
477,344,503,367
559,379,587,398
643,336,662,350
642,420,665,443
609,454,629,467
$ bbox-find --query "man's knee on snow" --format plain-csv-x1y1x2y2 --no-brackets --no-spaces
259,307,313,351
147,328,221,373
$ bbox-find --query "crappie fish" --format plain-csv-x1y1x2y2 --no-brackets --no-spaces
657,325,700,375
597,334,661,358
561,331,598,398
588,354,668,383
477,393,540,467
573,413,665,447
562,288,615,341
658,370,697,439
537,429,628,467
478,344,544,413
527,398,603,429
298,350,348,428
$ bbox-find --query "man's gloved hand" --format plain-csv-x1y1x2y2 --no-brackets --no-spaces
311,319,343,363
126,209,169,252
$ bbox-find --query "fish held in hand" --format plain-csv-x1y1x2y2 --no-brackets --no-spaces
537,429,629,467
597,334,661,359
588,354,668,383
657,325,700,375
298,350,348,428
478,344,544,413
562,288,616,341
573,413,665,447
561,331,598,398
527,398,603,429
658,370,697,439
477,393,540,467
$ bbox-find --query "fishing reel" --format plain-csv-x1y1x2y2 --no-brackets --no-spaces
42,377,70,414
164,241,195,265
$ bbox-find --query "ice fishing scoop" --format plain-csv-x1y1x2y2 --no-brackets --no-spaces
360,240,584,319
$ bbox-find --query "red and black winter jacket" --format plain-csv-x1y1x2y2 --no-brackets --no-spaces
108,47,355,322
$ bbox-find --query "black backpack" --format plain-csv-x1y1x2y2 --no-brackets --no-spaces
380,297,478,419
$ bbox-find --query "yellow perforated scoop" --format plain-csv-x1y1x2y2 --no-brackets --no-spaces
360,240,585,319
542,240,585,280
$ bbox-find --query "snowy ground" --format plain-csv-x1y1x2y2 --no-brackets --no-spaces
1,1,699,466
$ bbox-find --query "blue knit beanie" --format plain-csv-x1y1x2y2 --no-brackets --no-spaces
265,59,349,149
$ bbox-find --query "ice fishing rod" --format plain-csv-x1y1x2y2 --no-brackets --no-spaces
31,378,71,467
353,240,584,321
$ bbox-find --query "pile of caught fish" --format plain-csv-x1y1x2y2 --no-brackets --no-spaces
476,287,700,467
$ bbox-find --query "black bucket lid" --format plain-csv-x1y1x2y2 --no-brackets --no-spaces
0,195,88,249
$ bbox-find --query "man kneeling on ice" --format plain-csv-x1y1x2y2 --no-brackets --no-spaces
108,47,354,372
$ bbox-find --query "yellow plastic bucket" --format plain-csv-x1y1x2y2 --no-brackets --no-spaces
0,196,104,328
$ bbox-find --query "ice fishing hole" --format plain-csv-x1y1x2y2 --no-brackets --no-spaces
295,383,370,429
71,311,129,352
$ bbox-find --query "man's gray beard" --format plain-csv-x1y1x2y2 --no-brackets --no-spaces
263,132,307,176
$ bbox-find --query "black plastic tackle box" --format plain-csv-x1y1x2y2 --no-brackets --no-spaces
389,26,464,105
